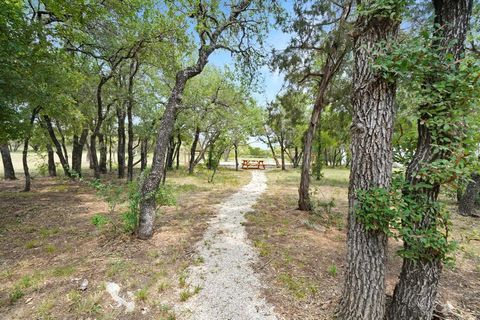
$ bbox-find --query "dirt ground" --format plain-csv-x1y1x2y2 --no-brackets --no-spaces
1,166,479,320
246,168,480,320
0,167,251,320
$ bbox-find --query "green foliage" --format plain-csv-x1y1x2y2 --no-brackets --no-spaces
357,0,410,21
9,287,24,304
156,185,176,207
122,181,141,233
91,214,109,229
354,175,457,264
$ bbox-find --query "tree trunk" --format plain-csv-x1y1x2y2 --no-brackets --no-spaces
127,59,139,181
189,126,200,174
388,2,472,318
234,142,239,171
265,130,280,168
43,115,71,177
23,108,40,192
140,138,148,172
280,134,286,171
117,105,126,178
458,173,480,216
72,128,88,177
336,5,399,319
314,123,322,181
166,135,175,170
90,135,100,178
1,143,17,180
175,133,181,170
98,133,107,174
46,144,56,177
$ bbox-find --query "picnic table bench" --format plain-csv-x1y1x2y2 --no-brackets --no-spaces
241,159,266,170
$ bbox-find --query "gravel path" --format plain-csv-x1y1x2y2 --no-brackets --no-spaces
176,170,278,320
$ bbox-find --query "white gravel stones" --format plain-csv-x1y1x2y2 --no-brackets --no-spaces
177,170,278,320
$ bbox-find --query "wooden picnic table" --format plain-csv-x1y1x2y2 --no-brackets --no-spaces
241,159,266,170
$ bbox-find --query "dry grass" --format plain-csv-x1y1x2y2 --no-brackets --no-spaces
246,168,480,320
0,165,250,319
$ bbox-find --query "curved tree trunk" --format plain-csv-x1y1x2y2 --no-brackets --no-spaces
387,1,472,319
140,138,148,172
335,5,399,319
1,143,17,180
43,115,71,178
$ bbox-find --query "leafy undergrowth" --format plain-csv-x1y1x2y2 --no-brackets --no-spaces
0,166,250,319
246,168,480,320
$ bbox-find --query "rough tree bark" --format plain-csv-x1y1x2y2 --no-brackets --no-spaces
1,143,17,180
43,115,71,177
72,128,88,176
458,173,480,216
335,3,399,319
388,1,473,319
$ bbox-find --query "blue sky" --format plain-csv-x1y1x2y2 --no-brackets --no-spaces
207,6,293,107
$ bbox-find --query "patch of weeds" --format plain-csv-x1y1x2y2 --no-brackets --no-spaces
44,243,57,254
135,288,148,302
25,239,41,249
158,282,170,292
51,265,75,277
193,256,205,265
39,227,59,238
179,286,201,302
178,273,187,288
278,273,313,300
253,239,271,257
91,213,109,229
106,259,129,278
36,299,55,318
73,292,103,315
9,287,24,304
328,264,338,277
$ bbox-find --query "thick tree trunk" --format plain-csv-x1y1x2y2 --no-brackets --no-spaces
43,115,71,177
98,133,107,174
117,106,126,178
1,143,17,180
72,128,88,176
46,144,56,177
458,173,480,216
388,2,473,318
335,6,399,320
189,126,200,174
234,142,239,171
